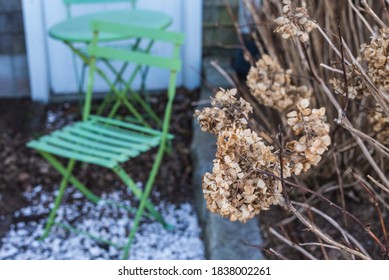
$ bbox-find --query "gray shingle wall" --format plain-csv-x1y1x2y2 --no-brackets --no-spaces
0,0,25,55
0,0,29,97
203,0,238,51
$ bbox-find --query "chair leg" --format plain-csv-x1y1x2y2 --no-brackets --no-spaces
96,92,115,115
38,153,169,256
122,141,169,259
130,90,162,127
40,159,76,239
77,64,88,112
123,98,150,126
112,165,168,228
39,152,100,204
140,66,149,95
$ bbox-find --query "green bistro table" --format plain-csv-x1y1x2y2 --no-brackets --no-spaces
49,9,173,124
49,10,172,43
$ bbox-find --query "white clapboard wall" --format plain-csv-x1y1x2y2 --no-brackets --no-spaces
22,0,202,102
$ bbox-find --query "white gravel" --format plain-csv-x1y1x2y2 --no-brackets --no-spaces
0,185,205,260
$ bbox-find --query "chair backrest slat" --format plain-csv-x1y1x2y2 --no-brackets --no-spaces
87,46,182,71
90,21,185,44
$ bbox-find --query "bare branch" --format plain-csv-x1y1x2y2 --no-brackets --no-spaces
269,227,318,260
291,201,371,258
361,0,386,28
286,202,371,260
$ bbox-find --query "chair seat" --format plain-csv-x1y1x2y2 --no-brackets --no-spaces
27,115,173,169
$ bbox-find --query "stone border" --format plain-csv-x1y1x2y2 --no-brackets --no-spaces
191,56,264,260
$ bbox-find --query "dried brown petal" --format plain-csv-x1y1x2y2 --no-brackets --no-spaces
202,128,288,223
194,88,253,134
274,1,317,43
360,28,389,90
286,99,331,175
247,55,312,111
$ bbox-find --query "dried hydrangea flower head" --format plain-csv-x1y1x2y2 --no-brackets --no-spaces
360,27,389,90
286,99,331,175
196,88,331,222
330,66,370,100
194,88,253,135
274,0,317,42
202,128,287,222
247,55,312,111
369,105,389,146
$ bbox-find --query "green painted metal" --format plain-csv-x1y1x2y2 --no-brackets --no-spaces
91,124,156,142
62,126,148,153
40,135,128,162
90,20,185,44
51,8,172,126
100,40,155,125
83,32,98,121
39,155,157,226
112,166,170,227
51,130,134,155
102,199,154,220
41,159,76,239
84,25,183,127
50,5,174,128
60,23,163,127
50,10,172,42
119,96,149,127
28,140,116,168
27,22,184,259
56,222,124,249
89,115,173,140
89,115,162,135
74,122,158,144
39,153,156,223
122,53,180,260
85,59,150,126
62,1,141,109
129,90,162,127
88,46,182,71
39,152,101,204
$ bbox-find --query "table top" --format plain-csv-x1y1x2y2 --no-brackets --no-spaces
49,9,172,43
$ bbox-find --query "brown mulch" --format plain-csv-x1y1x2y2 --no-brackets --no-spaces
0,88,199,238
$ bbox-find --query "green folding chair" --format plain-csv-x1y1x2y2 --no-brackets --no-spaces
27,20,184,259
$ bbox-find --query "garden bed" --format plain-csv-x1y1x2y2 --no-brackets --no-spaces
0,88,205,259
